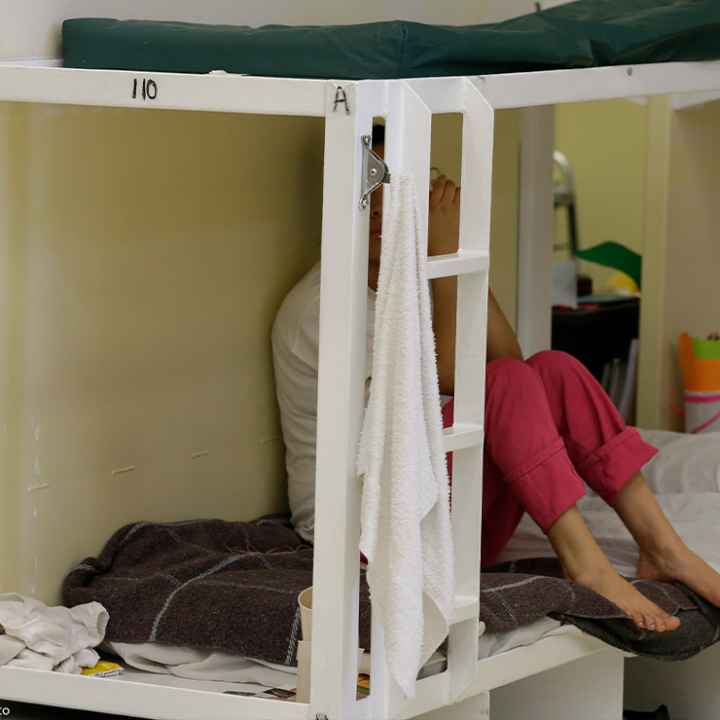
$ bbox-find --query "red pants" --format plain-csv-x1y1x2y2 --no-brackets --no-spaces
441,351,658,568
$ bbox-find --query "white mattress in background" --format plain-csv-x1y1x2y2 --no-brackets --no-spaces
639,429,720,495
500,429,720,579
500,492,720,579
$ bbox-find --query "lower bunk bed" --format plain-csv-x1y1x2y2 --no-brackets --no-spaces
3,431,720,720
58,511,720,684
0,628,619,720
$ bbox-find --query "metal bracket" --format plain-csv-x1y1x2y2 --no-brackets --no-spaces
316,715,329,720
360,135,391,210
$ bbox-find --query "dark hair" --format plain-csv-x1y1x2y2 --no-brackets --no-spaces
372,123,385,146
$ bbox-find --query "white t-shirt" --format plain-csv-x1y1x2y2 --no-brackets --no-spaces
271,263,376,541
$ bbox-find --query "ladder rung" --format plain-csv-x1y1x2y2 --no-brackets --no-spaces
452,595,479,624
442,423,484,453
426,251,489,280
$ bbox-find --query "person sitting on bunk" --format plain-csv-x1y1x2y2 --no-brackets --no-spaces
272,124,720,634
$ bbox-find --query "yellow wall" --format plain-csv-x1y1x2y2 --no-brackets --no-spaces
0,103,324,600
638,99,720,430
0,104,25,594
554,100,648,291
659,102,720,430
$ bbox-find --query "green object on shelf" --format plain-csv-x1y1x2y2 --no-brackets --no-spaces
693,338,720,361
575,241,642,289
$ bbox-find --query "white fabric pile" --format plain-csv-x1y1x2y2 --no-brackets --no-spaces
0,594,108,673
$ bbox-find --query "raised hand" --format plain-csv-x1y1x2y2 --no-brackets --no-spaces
428,175,460,257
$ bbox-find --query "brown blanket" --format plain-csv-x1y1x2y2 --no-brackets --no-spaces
63,519,720,666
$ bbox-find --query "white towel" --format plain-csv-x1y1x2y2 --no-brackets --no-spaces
0,593,108,673
358,175,454,698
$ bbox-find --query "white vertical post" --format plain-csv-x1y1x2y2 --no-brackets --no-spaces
311,79,386,720
447,79,495,700
517,106,555,358
384,83,433,235
368,80,434,720
637,96,671,430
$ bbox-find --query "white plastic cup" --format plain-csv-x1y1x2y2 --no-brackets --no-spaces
298,586,313,641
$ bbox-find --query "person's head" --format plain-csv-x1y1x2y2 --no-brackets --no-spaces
369,123,385,266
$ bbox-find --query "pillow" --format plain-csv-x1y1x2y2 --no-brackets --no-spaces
639,429,720,495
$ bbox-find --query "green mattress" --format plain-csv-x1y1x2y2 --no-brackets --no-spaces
63,0,720,80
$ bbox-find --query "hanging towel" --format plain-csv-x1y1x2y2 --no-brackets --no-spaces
0,594,108,673
358,175,454,698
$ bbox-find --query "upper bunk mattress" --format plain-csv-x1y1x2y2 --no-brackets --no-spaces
63,0,720,81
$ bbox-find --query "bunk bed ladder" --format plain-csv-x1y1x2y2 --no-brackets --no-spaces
369,78,495,719
447,78,494,701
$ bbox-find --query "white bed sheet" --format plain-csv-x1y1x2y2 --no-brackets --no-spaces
640,429,720,495
106,617,565,691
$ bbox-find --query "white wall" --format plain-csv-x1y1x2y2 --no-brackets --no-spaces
1,0,541,60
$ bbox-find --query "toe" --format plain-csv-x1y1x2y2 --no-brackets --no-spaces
631,612,646,630
655,613,680,633
667,614,681,631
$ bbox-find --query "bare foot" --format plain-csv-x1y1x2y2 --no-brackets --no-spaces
637,545,720,608
547,505,680,632
571,564,681,633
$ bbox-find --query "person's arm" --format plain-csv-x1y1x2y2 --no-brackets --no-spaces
427,176,459,396
428,176,523,395
487,290,523,363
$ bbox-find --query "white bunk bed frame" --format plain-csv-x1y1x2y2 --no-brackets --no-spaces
1,58,720,720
